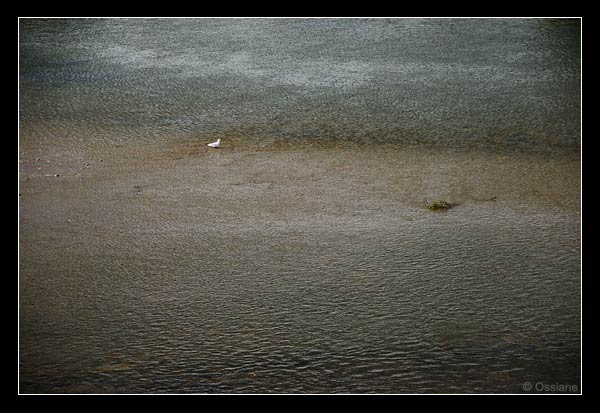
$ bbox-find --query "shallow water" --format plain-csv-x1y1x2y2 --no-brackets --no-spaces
19,18,581,393
20,18,580,153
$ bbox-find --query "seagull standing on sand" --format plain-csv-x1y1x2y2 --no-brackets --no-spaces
207,138,221,148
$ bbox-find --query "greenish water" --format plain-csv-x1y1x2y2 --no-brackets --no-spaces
20,18,580,153
19,18,581,394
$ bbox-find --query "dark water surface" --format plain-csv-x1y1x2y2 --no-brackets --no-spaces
19,18,580,393
20,18,580,153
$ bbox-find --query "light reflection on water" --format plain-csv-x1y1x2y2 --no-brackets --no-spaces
19,19,580,393
19,18,580,153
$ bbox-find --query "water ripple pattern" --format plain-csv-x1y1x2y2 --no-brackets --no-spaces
19,18,580,394
19,18,581,152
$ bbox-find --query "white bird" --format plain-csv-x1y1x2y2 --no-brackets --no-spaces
207,138,221,148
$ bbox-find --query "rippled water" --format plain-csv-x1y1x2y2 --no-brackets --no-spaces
19,18,581,393
20,18,580,152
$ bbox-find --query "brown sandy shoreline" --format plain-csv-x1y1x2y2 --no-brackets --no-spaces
19,139,580,222
18,140,581,393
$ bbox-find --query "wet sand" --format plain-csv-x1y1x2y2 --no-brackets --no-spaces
19,140,580,393
19,139,581,226
19,17,581,394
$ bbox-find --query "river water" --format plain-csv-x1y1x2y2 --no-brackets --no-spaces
19,18,581,393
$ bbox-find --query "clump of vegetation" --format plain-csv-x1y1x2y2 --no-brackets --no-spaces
426,200,453,211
